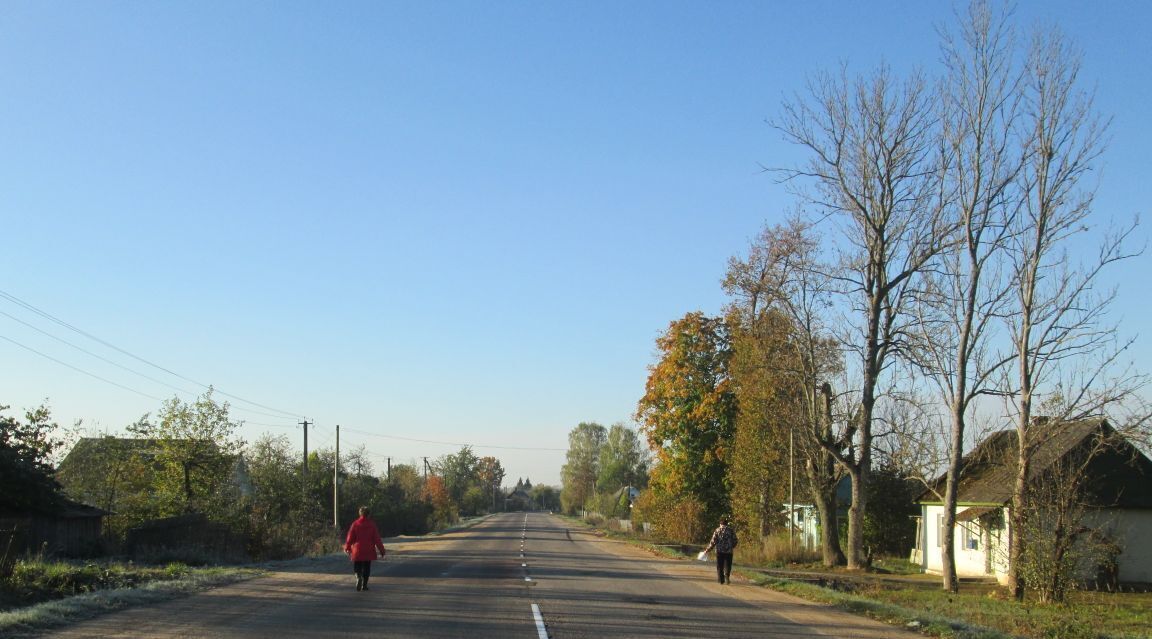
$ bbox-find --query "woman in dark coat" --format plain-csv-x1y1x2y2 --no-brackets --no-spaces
344,506,387,591
705,517,738,584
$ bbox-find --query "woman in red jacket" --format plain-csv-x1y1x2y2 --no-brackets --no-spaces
344,506,387,591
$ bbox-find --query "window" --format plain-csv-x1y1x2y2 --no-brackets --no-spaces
962,523,980,551
936,514,944,548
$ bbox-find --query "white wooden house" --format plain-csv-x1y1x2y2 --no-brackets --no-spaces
910,419,1152,585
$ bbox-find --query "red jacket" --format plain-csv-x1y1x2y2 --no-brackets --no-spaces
344,516,386,562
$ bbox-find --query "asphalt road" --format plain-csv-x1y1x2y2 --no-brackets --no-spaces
45,512,913,638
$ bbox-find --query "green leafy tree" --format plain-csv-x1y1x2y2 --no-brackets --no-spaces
242,434,307,558
560,422,606,513
0,403,65,512
861,464,919,557
635,312,737,531
127,389,245,519
436,446,481,514
476,456,506,513
377,463,432,536
596,423,648,494
530,484,560,512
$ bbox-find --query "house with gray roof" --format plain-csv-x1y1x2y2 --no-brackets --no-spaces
910,418,1152,585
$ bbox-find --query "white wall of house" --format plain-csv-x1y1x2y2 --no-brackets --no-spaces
1083,508,1152,583
914,504,1004,580
782,504,820,551
916,505,1152,585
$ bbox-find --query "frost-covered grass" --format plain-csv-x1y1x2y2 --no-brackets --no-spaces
0,562,262,637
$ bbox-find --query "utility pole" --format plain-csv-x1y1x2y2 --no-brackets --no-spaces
789,424,795,553
422,457,429,480
300,419,311,502
334,425,340,531
386,457,392,480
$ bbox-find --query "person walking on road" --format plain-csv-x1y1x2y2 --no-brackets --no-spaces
705,517,738,584
345,506,387,591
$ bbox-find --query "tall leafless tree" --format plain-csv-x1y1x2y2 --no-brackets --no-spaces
775,64,950,569
912,1,1022,592
1004,23,1145,600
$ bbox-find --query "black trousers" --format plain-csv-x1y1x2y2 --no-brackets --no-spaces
715,552,733,583
354,561,372,581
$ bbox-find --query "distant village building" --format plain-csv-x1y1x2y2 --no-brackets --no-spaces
505,478,535,511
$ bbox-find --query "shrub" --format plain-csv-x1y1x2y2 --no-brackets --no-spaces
633,490,707,543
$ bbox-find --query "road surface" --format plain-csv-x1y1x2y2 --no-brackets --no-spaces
46,512,913,638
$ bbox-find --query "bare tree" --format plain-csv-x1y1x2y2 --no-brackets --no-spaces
775,63,950,568
1004,23,1145,600
913,1,1022,592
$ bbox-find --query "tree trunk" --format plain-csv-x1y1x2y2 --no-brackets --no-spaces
845,463,867,569
811,383,846,566
942,399,966,592
812,485,846,566
183,462,194,513
1009,362,1033,601
941,471,960,592
1009,443,1029,600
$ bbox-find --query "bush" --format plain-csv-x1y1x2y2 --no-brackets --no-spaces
633,490,707,543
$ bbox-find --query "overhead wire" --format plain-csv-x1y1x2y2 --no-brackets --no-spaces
1,334,166,402
0,288,303,420
2,291,566,465
338,425,566,452
1,308,200,397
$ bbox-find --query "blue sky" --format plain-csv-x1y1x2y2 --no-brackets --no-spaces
2,1,1149,486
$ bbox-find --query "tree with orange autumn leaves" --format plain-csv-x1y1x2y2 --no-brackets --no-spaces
635,312,737,538
420,474,455,529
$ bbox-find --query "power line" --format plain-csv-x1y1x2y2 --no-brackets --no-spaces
339,425,566,452
1,334,165,402
1,308,199,397
0,288,302,420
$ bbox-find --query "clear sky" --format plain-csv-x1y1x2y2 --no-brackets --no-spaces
2,1,1149,487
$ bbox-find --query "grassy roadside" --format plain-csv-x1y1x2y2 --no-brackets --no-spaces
563,516,1152,639
0,561,264,637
